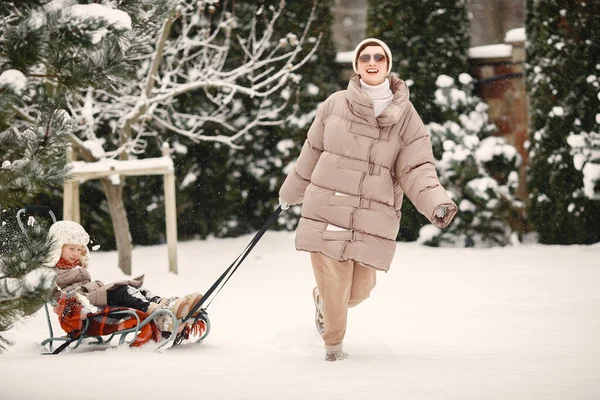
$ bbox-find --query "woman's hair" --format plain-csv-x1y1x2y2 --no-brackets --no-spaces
354,41,390,67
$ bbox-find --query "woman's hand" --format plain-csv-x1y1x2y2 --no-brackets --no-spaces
432,203,457,228
279,198,290,210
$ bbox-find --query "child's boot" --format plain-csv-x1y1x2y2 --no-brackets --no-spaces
152,297,188,334
167,297,189,319
182,292,204,318
146,302,160,315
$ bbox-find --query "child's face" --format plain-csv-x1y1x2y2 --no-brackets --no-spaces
61,244,86,264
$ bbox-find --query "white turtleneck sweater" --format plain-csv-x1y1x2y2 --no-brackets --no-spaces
360,78,394,117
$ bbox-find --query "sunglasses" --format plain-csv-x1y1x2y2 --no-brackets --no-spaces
358,53,386,63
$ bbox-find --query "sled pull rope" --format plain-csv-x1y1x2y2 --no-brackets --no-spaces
181,205,283,323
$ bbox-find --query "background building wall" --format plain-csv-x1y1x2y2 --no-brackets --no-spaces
468,0,526,46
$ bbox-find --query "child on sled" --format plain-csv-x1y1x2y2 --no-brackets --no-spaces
47,220,202,336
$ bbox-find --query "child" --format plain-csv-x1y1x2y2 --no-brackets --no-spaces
47,220,202,334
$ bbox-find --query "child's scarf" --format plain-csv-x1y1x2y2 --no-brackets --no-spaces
56,257,82,269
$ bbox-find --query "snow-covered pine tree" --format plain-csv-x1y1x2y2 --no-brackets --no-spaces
422,74,522,247
526,0,600,244
0,0,145,350
366,0,470,241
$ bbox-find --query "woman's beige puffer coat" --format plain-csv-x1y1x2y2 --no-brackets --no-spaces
279,75,457,271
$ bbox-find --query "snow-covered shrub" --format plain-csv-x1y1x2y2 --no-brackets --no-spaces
568,126,600,200
422,74,522,247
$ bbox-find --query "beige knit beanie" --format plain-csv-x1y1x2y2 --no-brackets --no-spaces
352,38,393,76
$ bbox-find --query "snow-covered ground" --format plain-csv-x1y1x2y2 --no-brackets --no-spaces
2,231,599,400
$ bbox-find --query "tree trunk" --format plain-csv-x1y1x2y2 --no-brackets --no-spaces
101,178,132,275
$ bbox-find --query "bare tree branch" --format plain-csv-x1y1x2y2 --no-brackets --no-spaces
67,0,320,159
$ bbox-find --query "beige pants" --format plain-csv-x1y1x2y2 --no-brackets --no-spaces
311,252,377,347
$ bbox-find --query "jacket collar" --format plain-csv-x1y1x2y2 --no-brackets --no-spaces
345,74,409,127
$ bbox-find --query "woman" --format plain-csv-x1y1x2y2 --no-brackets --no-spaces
278,38,457,361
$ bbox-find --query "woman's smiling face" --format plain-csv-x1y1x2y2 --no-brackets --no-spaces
356,45,388,85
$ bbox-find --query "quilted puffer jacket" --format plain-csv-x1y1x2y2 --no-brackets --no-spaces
279,75,457,271
53,266,144,307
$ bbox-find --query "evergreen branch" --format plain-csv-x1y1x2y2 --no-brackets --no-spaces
27,74,61,79
0,296,20,306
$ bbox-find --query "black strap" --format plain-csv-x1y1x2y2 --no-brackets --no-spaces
181,206,283,323
51,339,75,355
47,328,84,355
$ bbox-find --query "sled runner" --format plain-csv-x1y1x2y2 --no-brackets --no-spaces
17,206,210,354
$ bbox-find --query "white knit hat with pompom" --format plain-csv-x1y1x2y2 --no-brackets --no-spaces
47,221,90,267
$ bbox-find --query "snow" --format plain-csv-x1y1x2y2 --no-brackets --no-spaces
0,69,27,95
435,88,467,108
70,4,132,31
468,44,513,59
70,156,173,175
475,137,518,164
550,106,565,117
82,139,105,159
69,4,132,44
335,51,354,64
307,83,319,96
276,138,296,158
45,0,74,11
458,73,473,85
435,74,454,88
180,172,197,189
172,141,188,155
2,232,599,399
582,162,600,200
416,224,440,243
467,177,498,200
504,27,526,44
459,199,477,212
22,268,55,290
